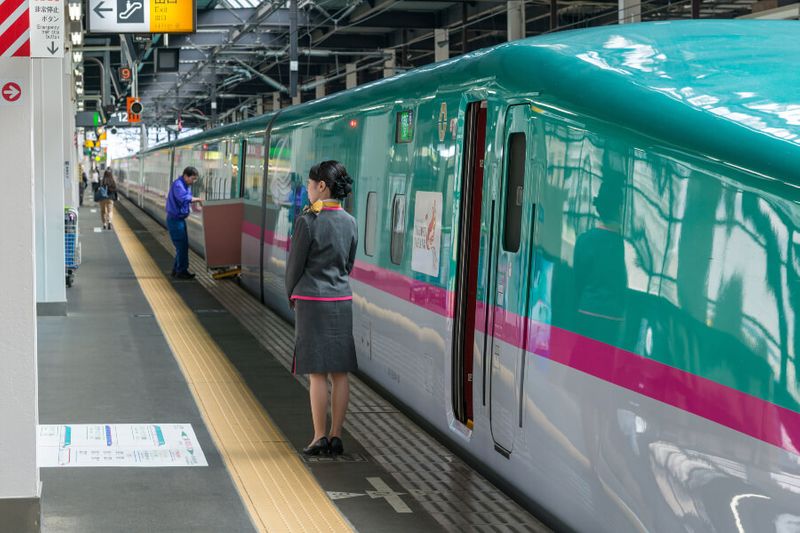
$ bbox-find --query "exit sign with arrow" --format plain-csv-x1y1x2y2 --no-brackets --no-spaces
87,0,196,34
30,0,64,58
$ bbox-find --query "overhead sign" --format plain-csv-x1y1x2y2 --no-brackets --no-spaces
0,0,30,57
119,66,131,81
30,0,64,58
75,111,105,127
86,0,196,34
0,80,24,105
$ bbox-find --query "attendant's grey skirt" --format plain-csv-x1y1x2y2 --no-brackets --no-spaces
293,299,358,374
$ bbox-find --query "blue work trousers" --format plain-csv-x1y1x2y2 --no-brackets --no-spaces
167,217,189,274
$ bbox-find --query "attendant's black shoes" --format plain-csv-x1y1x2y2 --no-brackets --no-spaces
302,436,330,456
329,436,344,456
174,271,196,280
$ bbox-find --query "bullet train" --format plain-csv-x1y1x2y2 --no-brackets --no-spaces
116,21,800,532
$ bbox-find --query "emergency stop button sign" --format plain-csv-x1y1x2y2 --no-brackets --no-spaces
1,81,23,105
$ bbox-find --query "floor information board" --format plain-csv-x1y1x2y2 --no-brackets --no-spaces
38,423,208,467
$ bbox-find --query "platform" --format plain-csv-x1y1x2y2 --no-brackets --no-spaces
37,198,549,532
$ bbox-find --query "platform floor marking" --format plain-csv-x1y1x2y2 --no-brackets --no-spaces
366,477,412,513
114,214,352,533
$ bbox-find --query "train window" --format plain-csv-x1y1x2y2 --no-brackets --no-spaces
503,132,526,253
243,135,265,201
226,141,241,199
390,194,406,265
396,110,414,143
365,192,377,256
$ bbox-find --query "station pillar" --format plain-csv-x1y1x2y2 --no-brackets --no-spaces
619,0,642,23
507,1,525,41
315,76,325,99
345,63,357,89
0,58,42,532
63,51,77,209
32,57,67,316
434,28,450,62
383,49,396,78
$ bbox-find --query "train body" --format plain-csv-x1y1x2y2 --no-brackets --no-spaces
116,21,800,531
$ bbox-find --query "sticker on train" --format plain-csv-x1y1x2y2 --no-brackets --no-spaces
411,191,442,277
437,102,447,142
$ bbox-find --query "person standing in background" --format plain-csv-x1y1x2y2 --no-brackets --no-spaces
97,169,118,230
91,166,100,195
79,167,88,207
166,166,203,279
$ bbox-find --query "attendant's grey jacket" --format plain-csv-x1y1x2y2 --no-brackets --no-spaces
285,207,358,300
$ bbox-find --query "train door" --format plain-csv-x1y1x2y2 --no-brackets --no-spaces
489,104,540,455
452,101,488,427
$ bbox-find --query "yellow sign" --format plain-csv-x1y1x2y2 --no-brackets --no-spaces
151,0,195,33
87,0,195,34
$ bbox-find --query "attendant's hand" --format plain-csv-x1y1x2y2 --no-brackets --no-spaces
192,197,203,205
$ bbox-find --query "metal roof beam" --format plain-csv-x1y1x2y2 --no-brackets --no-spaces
309,32,388,49
345,10,438,28
170,31,283,47
196,7,309,27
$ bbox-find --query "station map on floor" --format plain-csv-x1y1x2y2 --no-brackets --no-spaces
38,423,208,467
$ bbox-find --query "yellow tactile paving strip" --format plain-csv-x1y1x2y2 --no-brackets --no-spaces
114,213,353,533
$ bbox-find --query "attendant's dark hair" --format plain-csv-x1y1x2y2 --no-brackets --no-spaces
309,160,352,200
183,166,199,178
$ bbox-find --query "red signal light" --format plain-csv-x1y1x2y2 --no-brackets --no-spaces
349,119,358,128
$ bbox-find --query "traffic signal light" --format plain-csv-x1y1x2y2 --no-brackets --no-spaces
127,97,142,123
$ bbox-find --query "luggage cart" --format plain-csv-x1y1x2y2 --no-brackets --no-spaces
65,207,81,287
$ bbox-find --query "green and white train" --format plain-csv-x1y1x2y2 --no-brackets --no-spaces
116,21,800,531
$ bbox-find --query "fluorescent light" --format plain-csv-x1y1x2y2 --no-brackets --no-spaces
70,32,82,46
68,3,82,21
76,86,83,95
73,50,83,63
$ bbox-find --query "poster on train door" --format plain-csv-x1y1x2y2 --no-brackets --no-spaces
411,191,443,277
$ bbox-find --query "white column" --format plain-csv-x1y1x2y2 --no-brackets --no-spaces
272,91,281,110
315,75,325,99
292,93,301,106
32,58,67,316
63,52,77,208
507,1,525,41
434,28,450,62
0,58,40,529
346,62,357,89
383,49,396,78
619,0,641,23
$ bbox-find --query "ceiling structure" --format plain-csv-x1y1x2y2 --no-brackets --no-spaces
77,0,766,131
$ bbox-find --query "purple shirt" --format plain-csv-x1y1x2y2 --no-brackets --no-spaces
166,177,193,219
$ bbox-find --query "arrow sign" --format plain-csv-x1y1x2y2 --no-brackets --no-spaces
93,1,112,18
2,82,21,103
30,0,64,58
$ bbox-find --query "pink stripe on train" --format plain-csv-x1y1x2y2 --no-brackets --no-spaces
291,295,353,301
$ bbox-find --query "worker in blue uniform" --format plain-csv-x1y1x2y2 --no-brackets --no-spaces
166,166,203,279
